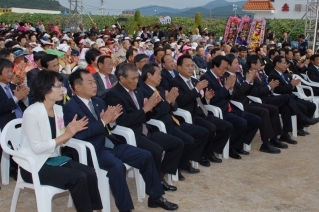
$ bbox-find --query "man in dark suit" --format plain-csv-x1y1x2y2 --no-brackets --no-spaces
200,55,261,159
268,55,319,136
133,53,149,86
64,69,178,212
169,55,233,161
160,55,179,91
37,54,72,105
92,55,118,99
264,49,278,76
104,63,184,190
153,25,164,40
141,62,209,180
193,45,208,69
26,51,47,88
285,49,302,76
0,58,29,181
140,27,151,41
306,54,319,95
226,54,284,153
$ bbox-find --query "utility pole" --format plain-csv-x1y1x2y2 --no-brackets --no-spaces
100,0,104,16
233,5,237,16
68,0,83,32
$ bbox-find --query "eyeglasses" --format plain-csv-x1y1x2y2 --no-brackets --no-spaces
52,84,64,89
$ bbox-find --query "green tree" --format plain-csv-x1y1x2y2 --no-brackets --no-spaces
191,12,203,33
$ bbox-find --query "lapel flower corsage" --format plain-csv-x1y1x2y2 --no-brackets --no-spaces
57,117,66,133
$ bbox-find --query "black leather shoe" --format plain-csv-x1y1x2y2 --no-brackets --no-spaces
303,117,319,125
229,148,242,159
178,170,185,181
236,148,250,155
182,164,200,174
208,154,222,163
161,179,177,191
260,144,281,154
297,129,306,136
280,134,297,144
270,139,288,149
148,196,179,210
304,130,310,135
199,156,211,167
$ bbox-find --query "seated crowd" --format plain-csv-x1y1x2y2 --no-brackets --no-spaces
1,21,319,212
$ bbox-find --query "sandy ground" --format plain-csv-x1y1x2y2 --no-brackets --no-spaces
1,125,319,212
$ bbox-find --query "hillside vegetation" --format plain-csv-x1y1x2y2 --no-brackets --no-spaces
0,13,304,41
0,0,66,11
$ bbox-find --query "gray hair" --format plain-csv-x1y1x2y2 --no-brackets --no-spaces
117,63,138,78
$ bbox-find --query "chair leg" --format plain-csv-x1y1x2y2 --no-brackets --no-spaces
99,173,111,212
243,144,251,151
35,189,52,212
223,140,229,159
133,168,145,202
1,152,10,185
167,174,173,185
67,194,73,208
172,170,179,182
291,115,297,137
10,186,21,212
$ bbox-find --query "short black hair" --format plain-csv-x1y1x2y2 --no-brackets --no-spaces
33,51,47,62
268,49,278,58
141,62,159,82
293,51,300,57
125,47,137,60
196,45,204,51
284,49,293,57
31,70,63,102
154,47,164,56
97,55,112,69
310,54,319,61
225,53,237,65
230,47,239,53
134,53,148,64
255,47,262,54
0,49,11,59
211,55,229,68
0,58,14,75
246,55,260,69
298,34,305,39
41,54,58,68
239,46,247,52
68,69,90,91
273,55,285,66
177,54,192,66
210,48,220,55
118,63,138,78
161,54,173,64
85,48,101,64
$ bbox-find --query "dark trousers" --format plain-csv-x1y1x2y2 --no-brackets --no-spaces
246,103,282,142
223,109,261,148
136,131,183,176
262,95,293,133
168,122,208,168
20,160,102,212
97,143,164,211
194,114,232,155
295,98,316,129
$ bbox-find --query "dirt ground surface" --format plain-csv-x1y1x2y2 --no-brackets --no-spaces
1,126,319,212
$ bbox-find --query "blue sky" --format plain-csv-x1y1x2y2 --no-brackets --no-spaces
58,0,242,15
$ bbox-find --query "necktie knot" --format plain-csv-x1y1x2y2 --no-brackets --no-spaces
216,77,221,84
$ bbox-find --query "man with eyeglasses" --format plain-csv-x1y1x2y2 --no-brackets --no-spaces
268,55,319,138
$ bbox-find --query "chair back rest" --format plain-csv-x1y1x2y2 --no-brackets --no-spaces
0,119,23,153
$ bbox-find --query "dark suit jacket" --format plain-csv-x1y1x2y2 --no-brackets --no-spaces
264,59,274,76
193,55,207,69
223,72,252,109
153,31,164,39
140,32,151,41
92,73,118,99
268,70,296,97
140,83,179,132
104,83,156,141
26,68,41,88
287,59,301,76
160,69,179,91
0,83,27,130
250,72,273,99
199,70,232,113
169,75,206,121
307,64,319,82
63,95,121,154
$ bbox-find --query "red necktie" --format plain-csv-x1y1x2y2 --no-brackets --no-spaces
105,75,112,89
217,77,232,112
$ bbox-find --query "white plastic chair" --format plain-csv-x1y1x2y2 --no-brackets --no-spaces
247,95,298,137
0,119,88,212
1,127,11,185
147,119,178,184
229,100,251,151
292,74,319,118
204,105,230,159
172,108,200,169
